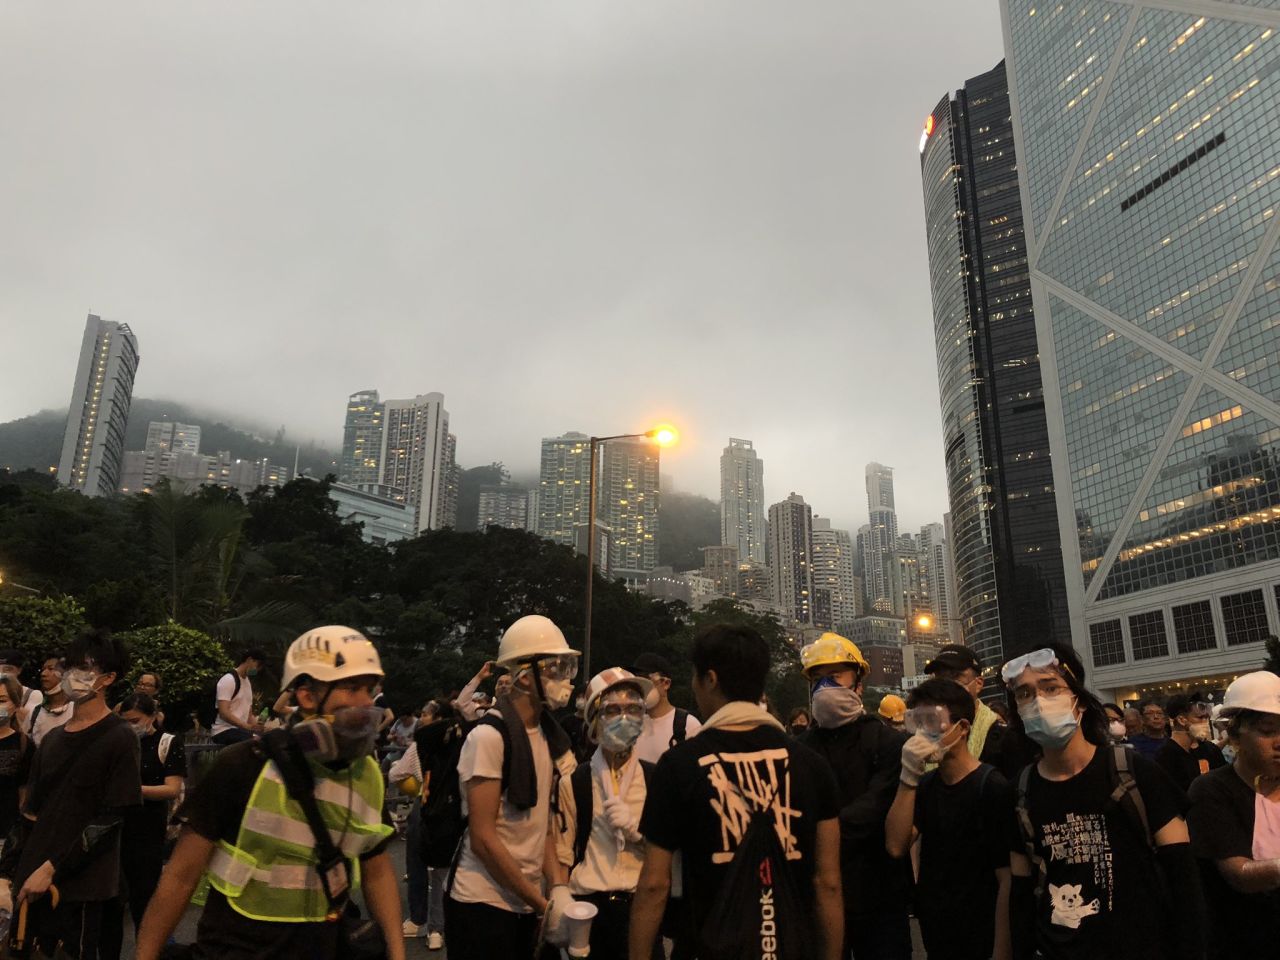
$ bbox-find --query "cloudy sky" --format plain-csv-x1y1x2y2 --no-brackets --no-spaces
1,1,1004,534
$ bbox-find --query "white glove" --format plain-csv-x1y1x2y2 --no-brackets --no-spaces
543,884,574,947
900,733,940,787
603,796,642,843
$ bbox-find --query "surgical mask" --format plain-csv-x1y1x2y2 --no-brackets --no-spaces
789,724,809,736
600,715,643,752
130,722,150,738
246,667,259,677
1019,693,1079,750
539,676,574,710
1222,743,1237,764
1108,720,1127,740
0,708,10,724
62,669,100,704
811,679,864,729
1188,721,1212,743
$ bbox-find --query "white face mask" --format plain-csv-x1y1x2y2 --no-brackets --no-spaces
1109,720,1127,740
540,676,574,710
62,669,101,704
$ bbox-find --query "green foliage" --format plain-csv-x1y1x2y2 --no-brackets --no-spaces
0,595,87,671
0,412,64,475
456,464,508,532
116,623,233,728
658,491,720,572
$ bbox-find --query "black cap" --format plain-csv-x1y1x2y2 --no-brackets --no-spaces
923,644,981,676
633,652,675,680
0,650,23,668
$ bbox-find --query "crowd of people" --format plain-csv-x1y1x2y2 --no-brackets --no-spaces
0,619,1273,960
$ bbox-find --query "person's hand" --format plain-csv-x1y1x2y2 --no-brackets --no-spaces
543,884,574,947
478,661,494,682
603,796,642,842
900,733,939,788
0,880,13,915
16,860,54,904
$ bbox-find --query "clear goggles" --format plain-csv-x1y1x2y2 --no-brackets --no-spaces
533,654,579,682
1000,648,1075,684
903,705,949,739
599,701,645,721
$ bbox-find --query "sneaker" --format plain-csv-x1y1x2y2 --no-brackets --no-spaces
402,920,425,938
427,932,444,950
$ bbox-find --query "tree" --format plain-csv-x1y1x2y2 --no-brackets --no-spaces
116,623,233,731
0,595,87,674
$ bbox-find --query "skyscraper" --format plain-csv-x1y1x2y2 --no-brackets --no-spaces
600,438,661,576
920,59,1070,674
811,518,860,629
768,493,814,625
340,390,384,486
536,432,592,547
866,462,896,513
863,463,902,614
378,393,451,534
478,485,529,530
917,522,955,636
720,438,766,564
57,314,140,497
1002,0,1280,699
145,421,201,457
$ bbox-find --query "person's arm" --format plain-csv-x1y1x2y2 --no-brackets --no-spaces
812,817,844,960
1214,855,1280,892
884,781,918,858
451,662,493,711
465,776,549,912
992,866,1012,960
141,775,183,802
552,774,575,879
135,830,215,960
1151,817,1208,960
360,849,406,960
628,843,672,960
271,690,294,718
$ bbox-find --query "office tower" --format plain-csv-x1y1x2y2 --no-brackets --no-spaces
340,390,384,486
920,58,1071,675
536,432,592,547
145,421,201,457
478,485,529,531
768,493,814,625
866,506,900,614
378,393,451,534
917,522,955,632
812,518,860,629
720,438,766,564
57,314,140,497
866,462,896,512
701,545,741,598
1002,0,1280,699
897,533,922,619
600,438,661,576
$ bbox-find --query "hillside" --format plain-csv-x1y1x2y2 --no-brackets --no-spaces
658,490,720,571
0,399,340,477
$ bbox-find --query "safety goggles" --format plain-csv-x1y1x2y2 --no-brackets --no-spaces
903,705,949,739
599,702,645,721
1000,648,1075,684
535,654,580,682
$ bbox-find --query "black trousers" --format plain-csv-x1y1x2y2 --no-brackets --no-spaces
846,907,913,960
444,896,539,960
28,898,105,960
578,891,665,960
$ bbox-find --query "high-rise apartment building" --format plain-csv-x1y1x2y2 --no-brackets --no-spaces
917,522,956,638
866,462,896,513
379,393,451,534
701,544,741,598
600,438,661,576
478,485,529,531
440,433,459,529
720,438,766,564
866,507,901,614
768,493,814,625
340,390,384,487
536,432,593,546
812,518,860,629
145,421,201,457
57,315,140,497
920,58,1071,674
1002,0,1280,699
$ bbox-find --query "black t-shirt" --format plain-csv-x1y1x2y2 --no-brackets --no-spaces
1187,764,1280,958
0,733,33,840
127,731,189,839
639,724,840,950
914,764,1017,959
1018,745,1183,960
17,713,141,901
179,741,393,960
1153,738,1225,798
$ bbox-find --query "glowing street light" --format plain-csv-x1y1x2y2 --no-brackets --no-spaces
0,571,40,595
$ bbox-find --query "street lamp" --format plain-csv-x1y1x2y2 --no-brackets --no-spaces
0,571,40,595
583,424,678,679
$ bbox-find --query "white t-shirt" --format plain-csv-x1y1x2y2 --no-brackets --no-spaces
634,707,702,765
29,699,71,746
21,687,43,712
451,721,553,914
210,671,253,736
556,748,647,896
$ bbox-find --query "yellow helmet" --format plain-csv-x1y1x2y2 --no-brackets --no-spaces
800,632,870,678
878,694,907,723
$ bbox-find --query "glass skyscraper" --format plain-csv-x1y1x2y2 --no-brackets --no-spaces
340,389,384,487
920,62,1071,675
1002,0,1280,700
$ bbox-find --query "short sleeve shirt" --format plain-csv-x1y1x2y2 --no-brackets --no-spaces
0,733,33,839
634,709,702,765
211,672,253,736
1153,738,1225,798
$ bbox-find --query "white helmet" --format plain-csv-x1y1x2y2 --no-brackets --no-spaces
1219,671,1280,718
281,625,385,691
495,615,579,667
583,667,654,738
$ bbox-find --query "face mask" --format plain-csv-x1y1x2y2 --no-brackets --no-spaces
1109,720,1127,740
62,669,100,704
292,706,382,762
0,708,9,724
539,676,574,711
1222,743,1237,764
789,724,809,736
811,681,864,729
130,722,149,738
1188,721,1212,743
600,715,644,752
1019,693,1079,750
246,667,259,678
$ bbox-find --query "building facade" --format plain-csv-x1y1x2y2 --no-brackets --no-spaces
57,315,140,497
1002,0,1280,700
920,59,1071,675
768,493,814,625
701,544,741,598
327,480,415,546
720,438,766,564
145,421,201,458
600,438,661,576
379,393,451,534
811,518,861,629
536,432,592,547
478,485,530,530
340,390,384,487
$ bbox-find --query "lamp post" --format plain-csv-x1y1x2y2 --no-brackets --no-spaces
583,425,678,679
0,572,40,595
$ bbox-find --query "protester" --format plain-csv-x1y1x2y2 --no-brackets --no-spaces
445,615,579,960
1155,695,1225,796
799,631,911,959
1102,703,1128,744
632,652,701,765
413,698,468,951
552,667,658,958
385,708,418,764
452,660,497,722
988,699,1011,726
388,740,432,944
1003,643,1206,960
0,675,34,846
0,629,141,960
885,678,1014,960
133,672,166,728
1186,671,1280,958
28,654,72,746
787,706,812,736
630,623,844,960
877,693,906,730
100,692,186,960
923,643,1009,773
0,650,42,713
1126,699,1169,760
1123,706,1143,739
209,648,266,746
135,625,403,960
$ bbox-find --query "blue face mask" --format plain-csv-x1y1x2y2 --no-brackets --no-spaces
600,715,643,753
1019,693,1079,750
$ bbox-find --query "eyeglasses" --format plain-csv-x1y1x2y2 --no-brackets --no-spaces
1000,648,1076,684
903,705,949,738
536,655,579,682
600,703,645,721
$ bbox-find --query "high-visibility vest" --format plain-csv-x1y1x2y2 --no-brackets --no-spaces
968,699,998,761
205,755,392,922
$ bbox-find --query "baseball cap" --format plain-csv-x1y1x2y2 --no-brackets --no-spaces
633,652,675,680
923,644,981,676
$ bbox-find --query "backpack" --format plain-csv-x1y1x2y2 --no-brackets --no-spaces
417,721,468,868
1014,745,1155,899
197,671,242,730
669,708,690,749
568,759,654,868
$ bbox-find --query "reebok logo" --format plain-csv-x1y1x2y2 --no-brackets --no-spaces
759,857,777,960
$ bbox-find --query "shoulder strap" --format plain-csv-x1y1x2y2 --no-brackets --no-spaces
1107,745,1155,853
670,709,689,748
159,732,175,766
639,759,655,786
1014,763,1047,899
572,763,593,868
27,704,42,736
474,713,512,791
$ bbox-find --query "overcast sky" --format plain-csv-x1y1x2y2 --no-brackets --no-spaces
1,1,1004,534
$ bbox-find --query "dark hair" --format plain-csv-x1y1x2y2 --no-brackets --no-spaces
988,699,1010,722
67,628,129,679
0,650,24,668
240,648,267,664
136,671,162,691
692,623,769,704
787,707,811,726
1226,709,1280,738
633,652,675,680
119,692,158,716
1003,642,1108,752
908,678,976,725
1163,695,1194,721
1102,702,1124,721
1139,699,1164,714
